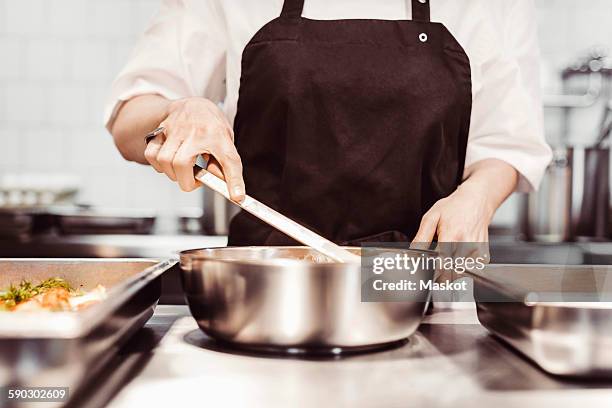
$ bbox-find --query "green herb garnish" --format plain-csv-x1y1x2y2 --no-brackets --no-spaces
0,278,73,309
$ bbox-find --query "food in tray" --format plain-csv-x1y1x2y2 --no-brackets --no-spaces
0,278,106,312
299,253,335,263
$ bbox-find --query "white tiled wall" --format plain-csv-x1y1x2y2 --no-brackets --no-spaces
0,0,611,224
0,0,201,212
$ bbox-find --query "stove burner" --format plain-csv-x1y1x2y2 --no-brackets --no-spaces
183,330,409,360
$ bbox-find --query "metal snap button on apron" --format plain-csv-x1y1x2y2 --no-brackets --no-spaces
419,33,428,42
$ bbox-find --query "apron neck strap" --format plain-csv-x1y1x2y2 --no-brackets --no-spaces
280,0,430,22
411,0,431,22
281,0,304,18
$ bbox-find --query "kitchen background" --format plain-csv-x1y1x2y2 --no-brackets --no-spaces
0,0,611,232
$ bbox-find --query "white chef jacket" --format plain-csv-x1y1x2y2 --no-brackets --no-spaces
105,0,552,192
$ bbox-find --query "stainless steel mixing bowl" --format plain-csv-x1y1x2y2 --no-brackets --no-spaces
179,246,434,352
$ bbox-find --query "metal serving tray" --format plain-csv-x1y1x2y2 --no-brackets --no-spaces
472,264,612,377
0,258,176,405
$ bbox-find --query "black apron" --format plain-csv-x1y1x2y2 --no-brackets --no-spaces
228,0,472,246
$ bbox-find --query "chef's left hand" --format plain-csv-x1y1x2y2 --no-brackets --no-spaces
413,181,495,285
412,160,518,281
412,159,519,245
412,181,493,243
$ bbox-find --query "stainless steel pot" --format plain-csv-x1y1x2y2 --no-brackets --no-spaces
521,146,610,242
179,246,433,352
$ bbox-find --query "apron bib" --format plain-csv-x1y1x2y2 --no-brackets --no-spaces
228,0,472,246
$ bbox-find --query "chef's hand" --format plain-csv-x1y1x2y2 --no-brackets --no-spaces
413,182,492,244
412,159,518,263
144,97,245,201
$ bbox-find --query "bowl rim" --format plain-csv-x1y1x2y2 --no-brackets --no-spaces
178,245,438,268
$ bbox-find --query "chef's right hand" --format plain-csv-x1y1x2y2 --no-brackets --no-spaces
144,97,245,202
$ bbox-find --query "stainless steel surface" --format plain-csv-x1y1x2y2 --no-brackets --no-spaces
194,166,360,263
0,234,228,259
53,207,157,235
3,233,611,263
144,126,166,145
489,240,587,264
544,49,612,109
2,235,611,309
0,209,37,239
572,147,610,239
472,264,612,377
0,208,55,240
0,206,158,240
179,246,432,350
521,146,610,242
595,99,612,147
544,71,604,109
97,305,612,408
202,189,238,235
522,147,573,242
0,258,176,403
177,207,205,234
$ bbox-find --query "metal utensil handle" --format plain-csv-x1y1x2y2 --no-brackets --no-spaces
194,165,360,264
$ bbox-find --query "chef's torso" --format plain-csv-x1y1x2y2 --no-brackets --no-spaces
226,0,472,245
106,0,551,204
218,0,493,124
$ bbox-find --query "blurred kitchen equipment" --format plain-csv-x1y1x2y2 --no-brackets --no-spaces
472,264,612,378
0,208,55,240
194,165,360,263
0,206,157,240
0,173,79,208
202,187,238,235
523,48,612,242
177,207,205,234
0,173,80,240
521,148,573,242
180,246,433,353
545,48,612,143
595,100,612,147
521,145,610,242
52,206,156,235
561,46,612,79
544,69,603,109
572,145,610,239
0,258,176,403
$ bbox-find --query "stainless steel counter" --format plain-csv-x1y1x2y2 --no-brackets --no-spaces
66,305,612,408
